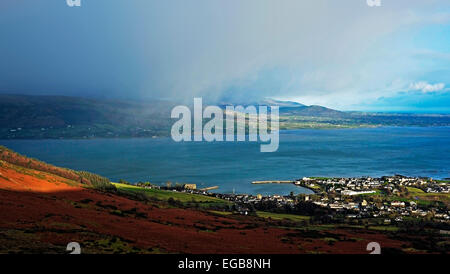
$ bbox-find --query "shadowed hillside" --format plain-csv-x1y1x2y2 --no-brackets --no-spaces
0,95,174,139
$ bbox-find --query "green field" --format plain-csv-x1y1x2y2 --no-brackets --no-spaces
113,183,230,208
256,211,310,222
406,187,450,206
368,226,400,232
208,210,233,216
407,187,426,194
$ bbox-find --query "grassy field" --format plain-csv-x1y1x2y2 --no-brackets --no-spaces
368,226,400,232
407,187,426,195
256,211,310,222
113,183,231,208
407,187,450,206
208,210,233,216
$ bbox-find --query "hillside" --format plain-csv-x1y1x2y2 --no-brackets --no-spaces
0,146,424,254
279,105,350,118
0,147,298,253
0,95,174,139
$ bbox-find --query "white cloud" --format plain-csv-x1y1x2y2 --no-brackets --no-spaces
409,82,446,93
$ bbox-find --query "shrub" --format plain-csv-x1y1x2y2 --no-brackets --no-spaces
76,171,116,192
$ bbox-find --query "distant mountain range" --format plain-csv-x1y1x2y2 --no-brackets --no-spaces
218,98,350,118
0,94,175,139
218,98,304,109
0,94,449,139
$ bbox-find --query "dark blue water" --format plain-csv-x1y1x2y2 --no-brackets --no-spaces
1,127,449,195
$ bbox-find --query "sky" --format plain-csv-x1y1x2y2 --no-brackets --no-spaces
1,0,450,112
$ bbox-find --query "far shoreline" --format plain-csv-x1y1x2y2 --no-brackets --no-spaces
1,125,450,142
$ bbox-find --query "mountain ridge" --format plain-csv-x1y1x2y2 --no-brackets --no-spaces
0,94,449,139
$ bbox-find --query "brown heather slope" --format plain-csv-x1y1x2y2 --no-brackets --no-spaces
0,147,414,254
0,146,88,185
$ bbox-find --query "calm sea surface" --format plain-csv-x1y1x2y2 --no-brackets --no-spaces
1,127,449,196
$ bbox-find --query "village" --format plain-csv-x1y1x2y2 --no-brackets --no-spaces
135,175,450,225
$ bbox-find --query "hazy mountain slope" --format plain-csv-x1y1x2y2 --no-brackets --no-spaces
279,105,349,118
0,95,174,138
0,94,176,127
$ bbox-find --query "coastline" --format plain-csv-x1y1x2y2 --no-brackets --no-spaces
2,125,450,141
251,180,320,194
